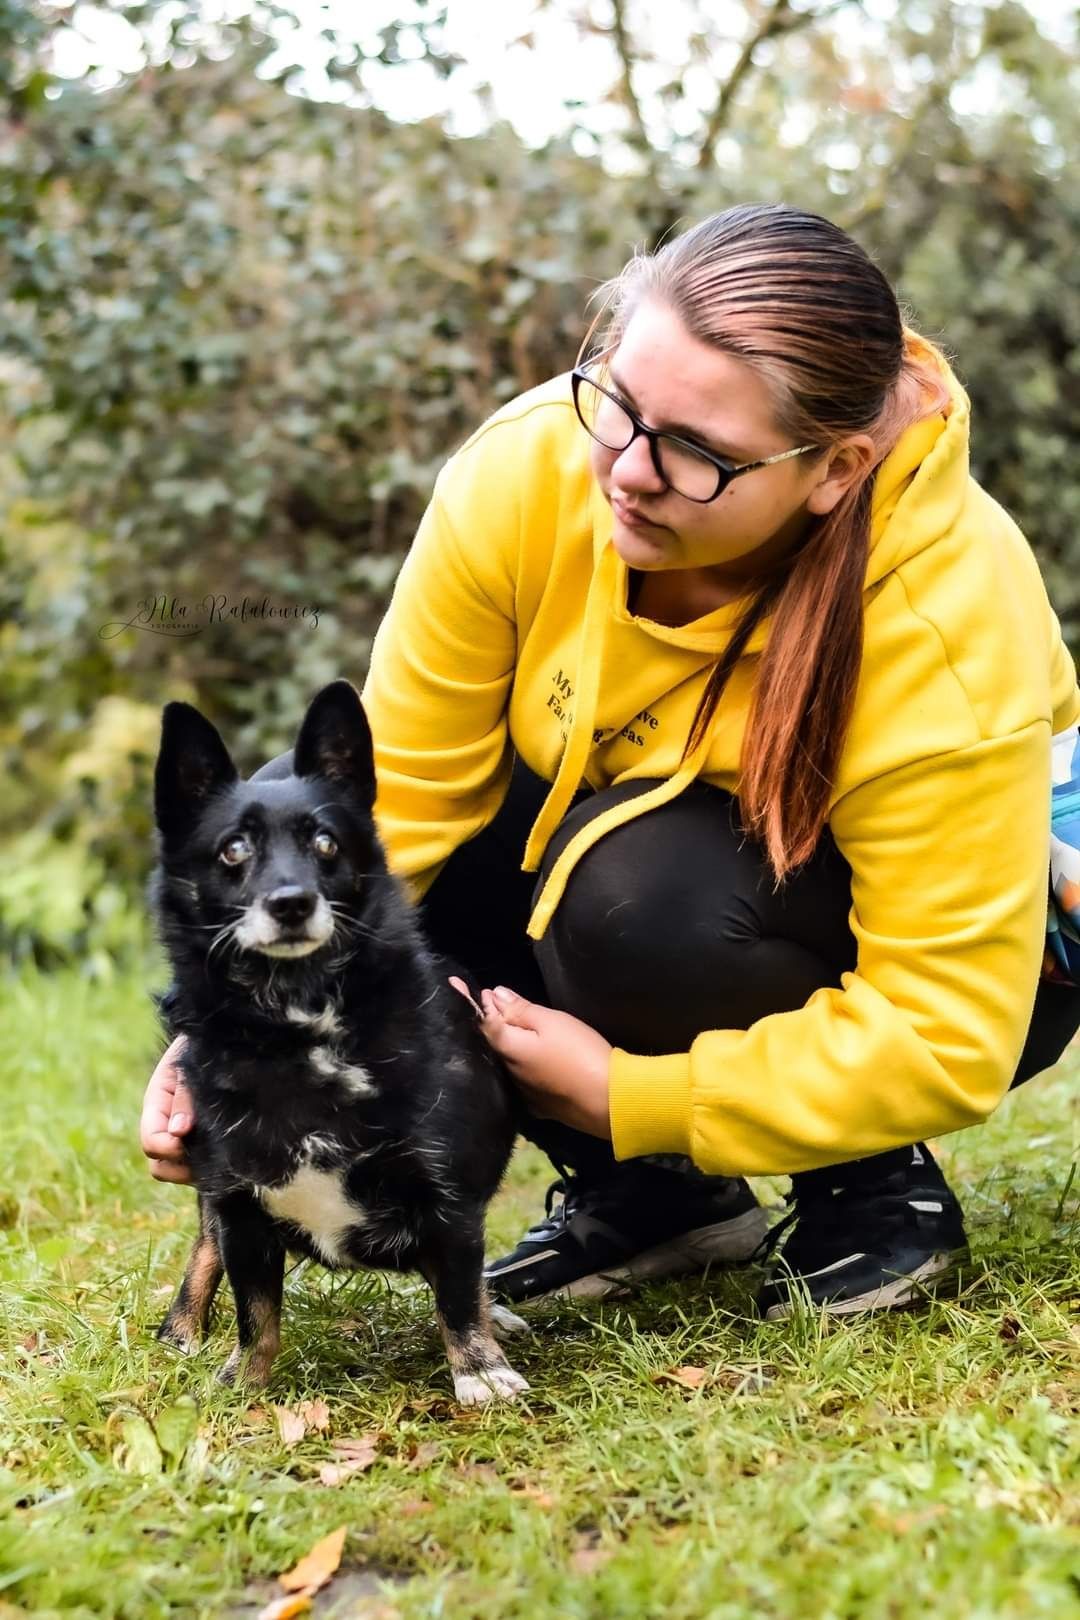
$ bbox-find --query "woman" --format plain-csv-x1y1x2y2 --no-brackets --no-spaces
142,204,1080,1320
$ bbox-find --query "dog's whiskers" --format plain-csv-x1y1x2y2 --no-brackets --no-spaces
206,921,241,967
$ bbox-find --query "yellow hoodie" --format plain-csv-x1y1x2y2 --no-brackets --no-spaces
362,349,1080,1176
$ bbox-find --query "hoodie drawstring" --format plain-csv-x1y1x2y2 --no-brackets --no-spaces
524,725,716,940
521,542,618,877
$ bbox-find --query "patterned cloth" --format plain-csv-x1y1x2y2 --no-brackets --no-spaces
1045,724,1080,986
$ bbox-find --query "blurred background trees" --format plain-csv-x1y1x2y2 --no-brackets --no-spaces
1,0,1077,970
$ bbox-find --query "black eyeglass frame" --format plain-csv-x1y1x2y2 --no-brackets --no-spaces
571,365,818,504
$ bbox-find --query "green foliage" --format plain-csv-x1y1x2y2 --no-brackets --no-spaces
0,0,1077,966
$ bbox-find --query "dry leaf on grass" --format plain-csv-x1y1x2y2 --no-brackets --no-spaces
713,1365,776,1395
319,1436,380,1487
399,1498,432,1517
508,1480,555,1507
336,1433,386,1455
273,1405,310,1448
297,1399,331,1432
278,1525,347,1595
454,1461,499,1484
257,1595,313,1620
651,1365,709,1390
405,1440,442,1471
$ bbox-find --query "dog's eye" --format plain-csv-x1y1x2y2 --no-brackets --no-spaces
313,830,338,859
219,835,254,866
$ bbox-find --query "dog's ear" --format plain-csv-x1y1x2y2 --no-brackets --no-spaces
293,680,375,810
154,702,238,844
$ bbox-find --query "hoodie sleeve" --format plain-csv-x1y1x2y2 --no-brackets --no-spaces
607,720,1053,1175
360,451,519,900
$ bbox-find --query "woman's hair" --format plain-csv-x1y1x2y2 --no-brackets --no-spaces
582,203,951,883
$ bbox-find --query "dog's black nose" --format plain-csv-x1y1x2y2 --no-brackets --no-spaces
265,886,317,927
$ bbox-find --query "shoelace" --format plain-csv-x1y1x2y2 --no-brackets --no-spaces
751,1179,918,1267
522,1171,586,1241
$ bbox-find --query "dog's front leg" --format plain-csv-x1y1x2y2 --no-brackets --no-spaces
157,1193,224,1355
419,1219,530,1407
213,1191,286,1390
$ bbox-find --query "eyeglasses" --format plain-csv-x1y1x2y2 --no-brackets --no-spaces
571,365,818,504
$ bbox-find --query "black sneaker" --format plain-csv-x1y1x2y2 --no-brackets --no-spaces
756,1144,969,1320
484,1166,768,1305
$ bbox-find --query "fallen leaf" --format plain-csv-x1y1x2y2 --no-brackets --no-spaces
273,1405,308,1448
651,1365,708,1390
509,1480,555,1507
257,1594,313,1620
333,1432,385,1457
455,1461,499,1484
278,1525,347,1594
297,1399,331,1432
713,1365,776,1395
405,1440,442,1471
399,1498,432,1517
319,1439,378,1486
402,1395,455,1420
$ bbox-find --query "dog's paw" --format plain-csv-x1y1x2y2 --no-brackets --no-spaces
453,1364,531,1406
157,1320,200,1357
216,1347,243,1387
488,1302,532,1339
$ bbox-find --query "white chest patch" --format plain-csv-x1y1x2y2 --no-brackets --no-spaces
256,1165,366,1265
309,1044,375,1097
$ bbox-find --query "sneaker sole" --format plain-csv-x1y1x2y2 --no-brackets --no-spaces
515,1205,770,1304
762,1247,968,1321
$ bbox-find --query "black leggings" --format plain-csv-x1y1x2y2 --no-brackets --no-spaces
420,757,1080,1183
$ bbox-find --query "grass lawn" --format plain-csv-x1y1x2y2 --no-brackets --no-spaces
1,958,1078,1619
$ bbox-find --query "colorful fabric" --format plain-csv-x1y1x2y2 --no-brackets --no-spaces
1046,724,1080,985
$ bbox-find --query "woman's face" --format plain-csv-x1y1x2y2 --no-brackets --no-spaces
590,299,837,583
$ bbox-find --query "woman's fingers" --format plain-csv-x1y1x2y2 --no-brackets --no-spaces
141,1035,195,1173
148,1156,195,1186
447,975,483,1017
482,985,539,1031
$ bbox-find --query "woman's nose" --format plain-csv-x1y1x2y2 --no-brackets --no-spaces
611,433,666,494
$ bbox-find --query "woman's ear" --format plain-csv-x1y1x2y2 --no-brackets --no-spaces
805,434,877,516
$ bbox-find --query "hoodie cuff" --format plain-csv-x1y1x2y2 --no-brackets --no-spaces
608,1049,694,1161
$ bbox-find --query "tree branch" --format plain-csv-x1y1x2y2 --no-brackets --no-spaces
694,0,859,171
609,0,655,162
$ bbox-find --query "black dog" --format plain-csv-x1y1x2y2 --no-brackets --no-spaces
150,679,530,1405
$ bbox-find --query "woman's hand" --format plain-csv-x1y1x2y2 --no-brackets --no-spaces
450,979,613,1140
140,1035,196,1185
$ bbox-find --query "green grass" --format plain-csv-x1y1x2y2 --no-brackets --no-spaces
1,958,1078,1620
